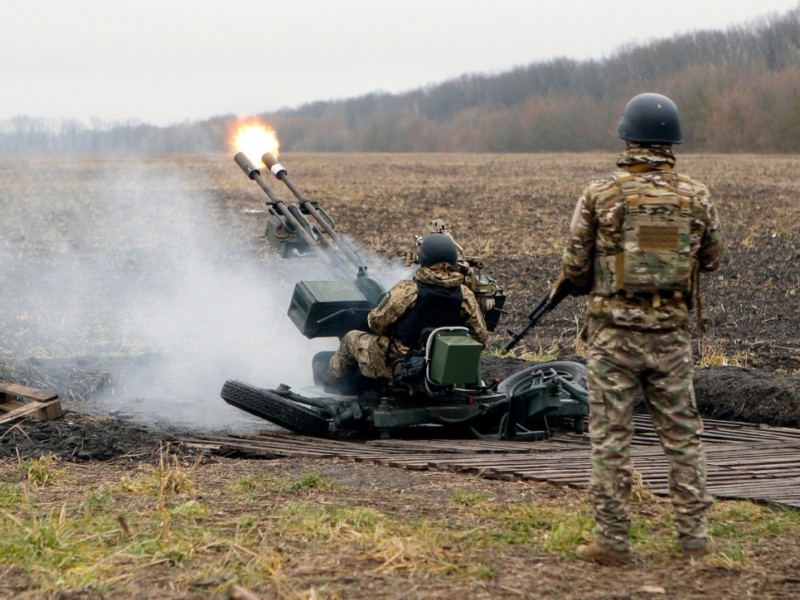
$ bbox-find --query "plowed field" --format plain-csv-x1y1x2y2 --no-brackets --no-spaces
1,153,799,599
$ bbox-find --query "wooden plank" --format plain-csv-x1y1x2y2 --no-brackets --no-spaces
0,380,59,403
184,419,800,509
0,399,62,425
366,439,541,453
0,380,62,422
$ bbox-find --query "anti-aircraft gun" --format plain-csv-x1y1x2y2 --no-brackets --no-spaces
222,153,588,439
233,151,385,339
234,151,507,340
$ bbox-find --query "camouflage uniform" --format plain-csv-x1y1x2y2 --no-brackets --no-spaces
330,262,489,380
561,144,723,553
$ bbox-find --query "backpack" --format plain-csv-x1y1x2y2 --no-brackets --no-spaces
592,171,696,296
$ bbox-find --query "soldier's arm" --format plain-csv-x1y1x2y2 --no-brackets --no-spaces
560,191,596,289
697,195,723,272
367,280,417,334
460,287,489,346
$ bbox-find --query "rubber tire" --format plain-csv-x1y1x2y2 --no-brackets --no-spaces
497,360,588,396
221,380,330,437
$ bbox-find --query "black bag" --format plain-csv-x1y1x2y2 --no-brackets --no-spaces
394,355,426,383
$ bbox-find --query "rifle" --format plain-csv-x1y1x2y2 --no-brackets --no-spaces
502,276,576,352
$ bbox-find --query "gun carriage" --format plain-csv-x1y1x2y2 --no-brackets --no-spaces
221,152,588,439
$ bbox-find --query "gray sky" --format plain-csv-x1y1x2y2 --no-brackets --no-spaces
3,0,798,126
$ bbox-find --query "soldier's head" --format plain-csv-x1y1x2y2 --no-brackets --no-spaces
418,233,458,267
617,93,683,145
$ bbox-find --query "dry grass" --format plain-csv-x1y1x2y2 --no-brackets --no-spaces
3,454,800,598
696,341,750,368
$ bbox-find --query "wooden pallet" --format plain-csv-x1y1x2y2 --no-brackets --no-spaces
183,421,800,509
0,380,62,425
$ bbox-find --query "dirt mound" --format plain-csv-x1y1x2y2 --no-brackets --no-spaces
694,366,800,427
481,355,800,428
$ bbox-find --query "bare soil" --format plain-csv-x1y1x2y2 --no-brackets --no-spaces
1,153,799,598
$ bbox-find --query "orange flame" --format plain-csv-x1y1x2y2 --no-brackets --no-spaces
230,121,280,165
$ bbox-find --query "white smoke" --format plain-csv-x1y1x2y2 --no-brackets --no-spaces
0,157,409,432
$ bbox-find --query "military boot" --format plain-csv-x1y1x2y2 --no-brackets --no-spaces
575,542,631,565
312,359,339,388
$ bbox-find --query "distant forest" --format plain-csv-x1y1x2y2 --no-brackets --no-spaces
5,8,800,154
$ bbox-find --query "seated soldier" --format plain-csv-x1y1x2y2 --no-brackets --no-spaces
320,233,489,385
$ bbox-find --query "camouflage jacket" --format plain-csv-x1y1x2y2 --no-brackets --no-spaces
561,144,723,330
368,263,489,348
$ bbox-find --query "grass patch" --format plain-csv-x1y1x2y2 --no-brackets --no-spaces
450,489,488,506
696,342,749,368
2,454,799,597
19,453,63,486
458,501,593,549
520,343,561,364
229,475,260,495
489,341,561,362
0,481,26,508
710,502,800,541
287,471,342,491
275,503,383,540
273,502,459,574
119,445,197,496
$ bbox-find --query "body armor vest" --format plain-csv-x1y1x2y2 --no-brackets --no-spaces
394,282,464,347
592,171,696,296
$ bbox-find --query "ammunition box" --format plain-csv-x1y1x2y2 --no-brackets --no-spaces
288,280,372,339
429,331,482,385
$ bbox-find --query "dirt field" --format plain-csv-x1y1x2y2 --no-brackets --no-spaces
1,152,800,598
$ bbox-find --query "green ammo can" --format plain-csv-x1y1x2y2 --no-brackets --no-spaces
288,280,372,339
428,330,483,385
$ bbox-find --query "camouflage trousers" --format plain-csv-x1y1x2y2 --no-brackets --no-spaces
330,330,395,380
585,319,712,552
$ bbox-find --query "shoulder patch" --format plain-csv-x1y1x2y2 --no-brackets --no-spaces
586,176,617,192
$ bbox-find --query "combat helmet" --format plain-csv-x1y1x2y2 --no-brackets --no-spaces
418,233,458,267
617,93,683,144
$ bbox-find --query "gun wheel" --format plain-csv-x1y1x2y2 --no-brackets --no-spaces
498,361,588,395
221,380,330,437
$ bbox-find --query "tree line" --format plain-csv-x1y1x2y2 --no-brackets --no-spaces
4,7,800,154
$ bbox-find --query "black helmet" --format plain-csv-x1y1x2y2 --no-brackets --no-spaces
418,233,457,267
617,93,683,144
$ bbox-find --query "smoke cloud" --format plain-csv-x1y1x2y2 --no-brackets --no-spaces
0,157,408,432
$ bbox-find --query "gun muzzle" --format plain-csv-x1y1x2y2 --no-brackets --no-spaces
262,152,287,178
234,152,261,180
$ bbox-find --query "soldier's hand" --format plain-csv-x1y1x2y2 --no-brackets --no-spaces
550,273,590,304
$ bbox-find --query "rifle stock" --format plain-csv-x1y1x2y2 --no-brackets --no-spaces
502,277,575,352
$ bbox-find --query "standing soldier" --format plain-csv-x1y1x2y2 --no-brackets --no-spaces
559,93,723,564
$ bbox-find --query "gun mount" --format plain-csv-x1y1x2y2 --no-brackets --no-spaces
234,151,385,338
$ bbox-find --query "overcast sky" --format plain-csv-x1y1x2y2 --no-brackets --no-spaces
3,1,798,126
